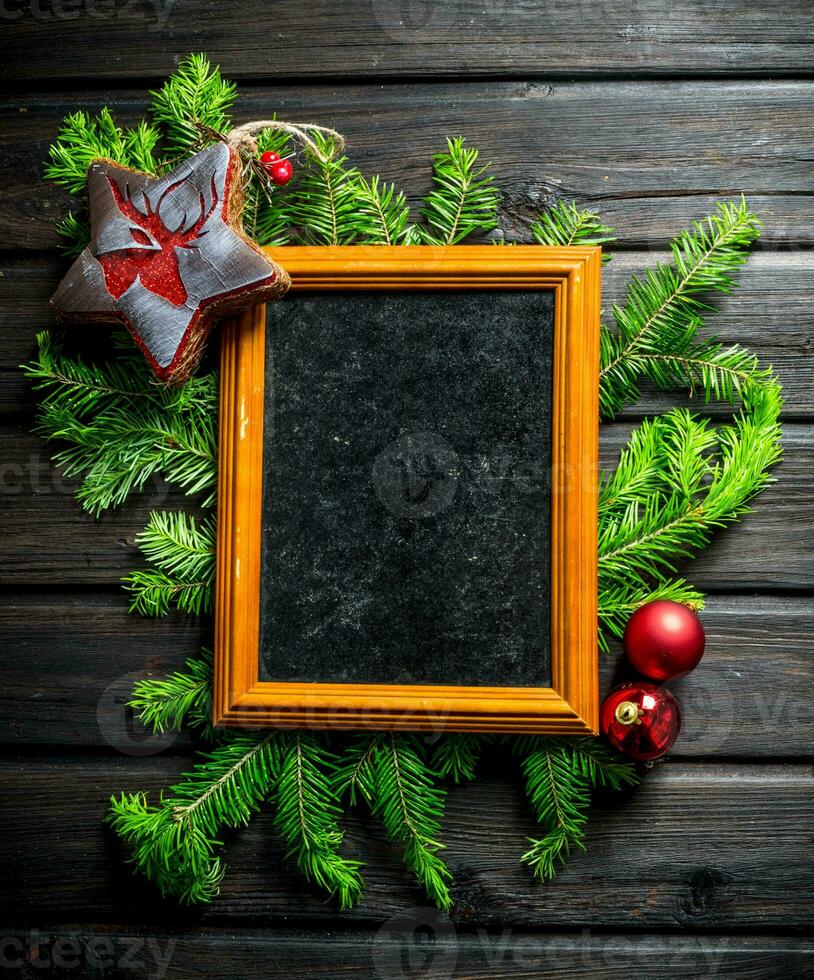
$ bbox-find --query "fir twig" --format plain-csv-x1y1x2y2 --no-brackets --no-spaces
370,735,453,909
149,53,237,159
123,511,216,616
600,199,762,418
273,733,365,909
129,650,214,740
419,136,500,244
530,200,616,258
108,733,279,904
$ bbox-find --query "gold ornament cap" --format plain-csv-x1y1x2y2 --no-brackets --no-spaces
614,700,642,726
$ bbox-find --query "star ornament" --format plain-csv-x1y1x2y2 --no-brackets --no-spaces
51,142,290,384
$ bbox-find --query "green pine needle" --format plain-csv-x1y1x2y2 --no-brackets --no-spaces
530,200,616,258
600,198,762,418
289,133,361,245
149,53,237,158
22,332,217,515
419,136,500,244
129,650,214,740
353,175,417,245
108,733,279,904
522,827,583,882
123,511,216,617
55,213,90,256
371,734,453,910
431,734,484,783
274,733,365,909
45,109,162,194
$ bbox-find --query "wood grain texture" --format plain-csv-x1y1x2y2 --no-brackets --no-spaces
0,594,810,756
0,758,810,930
3,251,811,419
1,424,808,589
0,928,810,979
0,1,812,82
2,82,812,252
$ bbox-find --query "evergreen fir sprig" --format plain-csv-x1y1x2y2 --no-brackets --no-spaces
289,132,362,245
514,737,638,880
108,733,278,904
530,200,616,257
598,383,782,591
274,733,365,909
431,733,484,783
600,198,762,418
419,137,500,244
124,511,216,616
334,734,453,908
149,52,237,159
129,649,214,740
45,109,162,195
353,175,417,245
23,332,217,515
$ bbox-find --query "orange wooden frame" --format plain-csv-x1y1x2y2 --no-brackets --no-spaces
215,245,601,733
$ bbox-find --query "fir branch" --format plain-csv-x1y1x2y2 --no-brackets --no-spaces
598,383,782,591
522,827,583,882
332,735,381,806
431,734,483,783
55,213,90,256
123,511,216,616
419,137,500,244
352,175,416,245
289,132,361,245
274,733,365,909
517,740,590,840
600,199,762,418
45,108,162,195
129,650,214,740
371,734,452,909
530,200,616,257
149,53,237,158
23,333,218,515
108,733,279,904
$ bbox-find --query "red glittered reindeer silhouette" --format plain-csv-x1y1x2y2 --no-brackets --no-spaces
97,173,220,307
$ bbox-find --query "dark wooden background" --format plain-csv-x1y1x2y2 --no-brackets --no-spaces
1,3,812,977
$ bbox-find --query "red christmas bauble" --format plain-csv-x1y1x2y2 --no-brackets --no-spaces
268,159,294,186
623,600,705,681
260,150,280,168
600,681,681,761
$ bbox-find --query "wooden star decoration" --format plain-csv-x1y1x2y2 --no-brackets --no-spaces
51,142,290,384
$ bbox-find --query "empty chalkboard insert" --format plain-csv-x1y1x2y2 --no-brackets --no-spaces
215,246,601,733
259,290,554,688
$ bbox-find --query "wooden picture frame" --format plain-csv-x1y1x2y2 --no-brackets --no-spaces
214,245,601,733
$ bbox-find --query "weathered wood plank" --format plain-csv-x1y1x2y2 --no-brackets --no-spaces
0,1,812,82
0,424,807,588
2,251,811,419
1,593,810,757
0,927,810,980
2,82,812,251
0,758,810,929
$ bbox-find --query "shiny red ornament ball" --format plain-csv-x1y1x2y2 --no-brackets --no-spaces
268,158,294,186
260,150,280,168
600,681,681,761
623,600,705,681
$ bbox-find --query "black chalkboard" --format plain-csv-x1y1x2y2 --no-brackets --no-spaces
258,290,554,688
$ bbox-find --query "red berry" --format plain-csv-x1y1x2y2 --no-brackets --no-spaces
269,159,294,186
624,600,705,681
260,150,280,166
600,681,681,761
